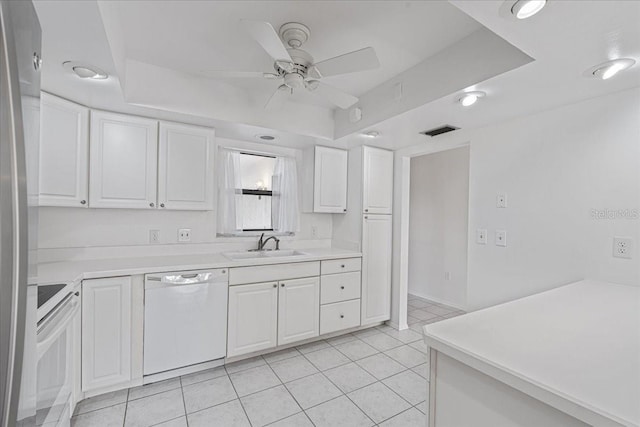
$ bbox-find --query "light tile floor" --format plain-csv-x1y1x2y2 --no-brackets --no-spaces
71,295,463,427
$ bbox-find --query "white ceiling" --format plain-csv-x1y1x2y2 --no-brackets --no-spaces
113,1,481,104
33,0,640,150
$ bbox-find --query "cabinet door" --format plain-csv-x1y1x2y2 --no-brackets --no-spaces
71,286,82,413
278,277,320,346
361,215,392,325
362,146,393,214
82,277,132,392
314,146,348,213
158,122,215,210
227,282,278,358
89,111,158,209
39,93,89,207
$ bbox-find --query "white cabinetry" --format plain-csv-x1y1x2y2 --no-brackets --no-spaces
89,111,158,209
81,277,132,392
227,262,324,358
158,122,215,210
303,146,348,213
227,281,279,358
39,93,89,207
278,277,320,345
362,146,393,214
361,214,392,325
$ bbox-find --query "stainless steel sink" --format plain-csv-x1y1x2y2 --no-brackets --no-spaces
223,249,309,261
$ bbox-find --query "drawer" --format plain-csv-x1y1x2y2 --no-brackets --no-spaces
321,257,361,275
229,262,320,285
321,272,361,304
320,299,361,335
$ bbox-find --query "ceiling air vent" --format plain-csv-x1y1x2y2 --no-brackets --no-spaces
420,125,459,137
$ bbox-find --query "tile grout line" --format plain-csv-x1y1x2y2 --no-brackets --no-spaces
179,377,189,427
225,365,255,427
122,388,130,427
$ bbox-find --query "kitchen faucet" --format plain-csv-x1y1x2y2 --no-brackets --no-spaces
255,233,280,251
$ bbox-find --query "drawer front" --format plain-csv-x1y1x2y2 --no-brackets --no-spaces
320,299,361,335
229,262,320,285
321,257,361,275
321,272,361,304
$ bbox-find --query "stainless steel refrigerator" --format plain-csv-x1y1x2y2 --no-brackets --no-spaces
0,1,41,426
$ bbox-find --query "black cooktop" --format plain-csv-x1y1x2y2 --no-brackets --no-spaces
37,283,67,309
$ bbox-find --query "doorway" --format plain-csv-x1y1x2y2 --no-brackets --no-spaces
405,146,469,331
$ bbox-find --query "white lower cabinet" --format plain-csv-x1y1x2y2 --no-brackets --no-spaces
320,299,361,335
227,281,279,358
278,277,320,346
81,277,132,393
227,276,321,358
361,214,393,325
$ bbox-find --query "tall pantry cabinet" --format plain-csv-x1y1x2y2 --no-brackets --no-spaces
333,146,394,326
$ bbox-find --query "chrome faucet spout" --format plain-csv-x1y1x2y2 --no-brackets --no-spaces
260,235,280,251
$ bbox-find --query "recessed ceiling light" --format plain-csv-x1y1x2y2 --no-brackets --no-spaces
590,58,636,80
256,134,276,141
63,61,108,80
511,0,546,19
362,130,380,138
458,91,486,107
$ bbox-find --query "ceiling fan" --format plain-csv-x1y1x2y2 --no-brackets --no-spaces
209,20,380,110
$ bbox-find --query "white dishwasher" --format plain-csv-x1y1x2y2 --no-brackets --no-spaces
144,269,228,376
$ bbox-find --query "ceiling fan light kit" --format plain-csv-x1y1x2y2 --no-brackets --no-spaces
212,20,379,110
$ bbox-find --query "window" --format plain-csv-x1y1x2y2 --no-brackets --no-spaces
238,153,276,231
217,148,299,236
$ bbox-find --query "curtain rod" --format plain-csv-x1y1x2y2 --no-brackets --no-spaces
220,146,294,160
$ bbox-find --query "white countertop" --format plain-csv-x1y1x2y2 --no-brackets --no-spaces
37,247,362,286
424,280,640,427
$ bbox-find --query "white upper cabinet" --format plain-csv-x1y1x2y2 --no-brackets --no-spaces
303,146,348,213
362,146,393,214
361,214,392,325
89,111,158,209
157,122,214,210
314,146,348,213
39,93,89,207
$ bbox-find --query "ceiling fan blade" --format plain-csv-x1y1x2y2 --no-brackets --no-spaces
265,85,291,110
312,47,380,78
203,71,280,79
241,20,292,63
306,81,358,109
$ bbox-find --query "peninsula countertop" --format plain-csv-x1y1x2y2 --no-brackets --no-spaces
424,280,640,427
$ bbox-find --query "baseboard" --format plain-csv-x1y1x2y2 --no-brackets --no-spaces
408,290,466,311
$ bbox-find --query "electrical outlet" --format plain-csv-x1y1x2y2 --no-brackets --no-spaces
178,228,191,242
495,230,507,247
445,272,451,281
476,229,487,245
613,237,633,259
149,230,160,244
496,193,508,208
311,226,318,238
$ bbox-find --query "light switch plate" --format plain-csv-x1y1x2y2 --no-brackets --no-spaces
178,228,191,242
497,193,508,208
613,237,633,259
495,230,507,247
476,229,487,245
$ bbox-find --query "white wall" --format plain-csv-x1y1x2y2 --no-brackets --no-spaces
465,88,640,310
408,147,469,308
393,87,640,319
38,137,333,261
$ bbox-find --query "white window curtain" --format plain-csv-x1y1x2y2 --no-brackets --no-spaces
217,149,243,235
272,156,300,234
